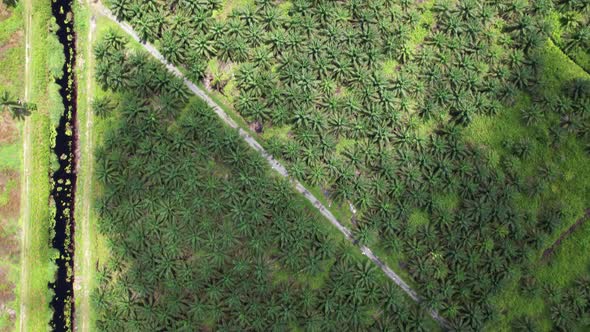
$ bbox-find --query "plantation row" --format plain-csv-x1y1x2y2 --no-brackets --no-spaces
92,33,438,331
104,0,590,330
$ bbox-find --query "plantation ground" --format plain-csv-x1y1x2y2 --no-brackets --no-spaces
546,2,590,74
88,29,441,330
98,0,590,330
491,216,590,331
476,40,590,331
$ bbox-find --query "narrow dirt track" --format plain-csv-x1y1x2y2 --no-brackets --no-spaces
542,209,590,262
94,2,450,329
18,0,32,330
76,5,96,331
548,37,590,76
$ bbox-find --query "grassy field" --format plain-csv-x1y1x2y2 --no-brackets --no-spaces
469,39,590,331
0,3,24,96
546,8,590,74
467,38,590,251
488,220,590,331
0,2,24,329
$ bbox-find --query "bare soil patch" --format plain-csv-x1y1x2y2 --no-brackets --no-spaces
0,30,23,57
249,120,263,133
0,267,15,306
542,209,590,262
0,112,18,145
0,169,19,327
0,2,11,21
203,72,213,91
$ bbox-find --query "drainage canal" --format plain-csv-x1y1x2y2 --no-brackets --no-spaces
50,0,77,331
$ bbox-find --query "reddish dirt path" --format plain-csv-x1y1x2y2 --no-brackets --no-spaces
18,0,32,329
542,209,590,262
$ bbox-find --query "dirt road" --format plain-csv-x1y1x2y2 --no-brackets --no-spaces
18,0,32,330
75,5,96,331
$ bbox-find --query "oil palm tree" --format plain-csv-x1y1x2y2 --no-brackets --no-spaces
1,91,35,120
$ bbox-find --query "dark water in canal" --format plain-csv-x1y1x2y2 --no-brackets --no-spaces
49,0,77,331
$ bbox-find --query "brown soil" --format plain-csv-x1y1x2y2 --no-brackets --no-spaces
0,112,18,145
0,267,15,307
0,30,23,57
0,169,19,323
249,120,263,133
0,171,19,252
218,60,232,72
203,72,213,91
0,6,19,326
542,209,590,262
0,2,11,21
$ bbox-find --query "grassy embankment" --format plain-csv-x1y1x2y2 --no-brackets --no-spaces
14,0,70,330
72,1,93,330
466,38,590,331
72,3,114,331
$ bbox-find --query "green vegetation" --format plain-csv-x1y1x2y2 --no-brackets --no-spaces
73,1,95,330
91,32,438,331
546,0,590,72
0,3,24,97
1,90,36,119
14,0,69,330
0,1,24,330
491,217,590,331
0,142,19,170
106,0,590,330
73,3,116,332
